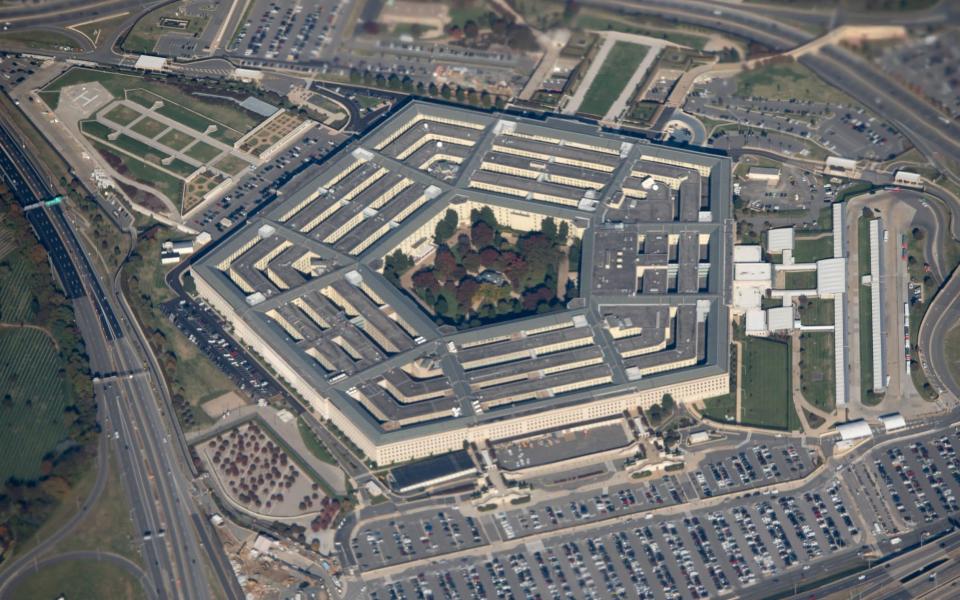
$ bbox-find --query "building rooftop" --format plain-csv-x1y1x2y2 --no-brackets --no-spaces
192,100,731,462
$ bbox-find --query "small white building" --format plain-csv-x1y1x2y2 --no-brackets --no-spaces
879,413,906,433
767,228,795,254
745,308,768,336
162,239,196,256
734,245,763,263
894,170,923,188
825,156,858,178
767,306,795,332
816,257,846,296
836,420,873,441
160,251,180,265
134,55,167,71
688,431,711,445
746,166,781,184
233,68,264,83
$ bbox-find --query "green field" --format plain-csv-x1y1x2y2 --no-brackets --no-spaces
799,298,834,326
9,559,145,600
298,417,336,465
90,140,183,204
701,394,737,423
185,140,222,163
40,68,258,135
0,29,83,52
130,115,168,139
79,119,114,142
103,104,142,127
0,258,39,323
799,332,835,412
166,158,198,178
784,270,818,290
573,10,709,49
213,154,251,176
0,328,73,481
578,41,648,117
122,0,213,54
794,235,834,263
157,128,196,151
740,337,799,430
733,60,856,105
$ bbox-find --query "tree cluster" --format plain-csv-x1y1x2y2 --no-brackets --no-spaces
401,210,575,328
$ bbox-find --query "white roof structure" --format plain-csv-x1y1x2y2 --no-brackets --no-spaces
816,257,846,295
734,262,772,283
733,286,762,311
233,68,263,81
745,308,767,335
688,431,710,444
879,413,906,432
134,55,167,71
826,156,858,171
734,245,763,263
767,228,795,254
836,420,873,441
767,306,794,332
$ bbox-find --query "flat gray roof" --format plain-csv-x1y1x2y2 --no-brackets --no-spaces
193,99,732,447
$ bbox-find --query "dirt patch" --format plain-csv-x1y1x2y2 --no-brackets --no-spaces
201,390,247,419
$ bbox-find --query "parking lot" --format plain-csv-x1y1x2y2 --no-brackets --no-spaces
189,128,345,236
688,443,817,499
349,508,487,571
845,429,960,536
688,78,907,161
227,0,345,62
162,297,282,402
366,478,864,599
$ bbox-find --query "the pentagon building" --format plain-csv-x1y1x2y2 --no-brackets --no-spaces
193,101,732,465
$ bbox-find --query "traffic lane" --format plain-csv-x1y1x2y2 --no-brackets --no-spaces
922,273,960,399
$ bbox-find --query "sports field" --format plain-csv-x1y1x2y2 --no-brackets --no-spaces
799,332,835,412
0,328,73,481
578,41,648,117
740,336,800,430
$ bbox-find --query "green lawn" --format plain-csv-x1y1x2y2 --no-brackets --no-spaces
89,140,183,205
165,157,198,178
130,115,168,139
793,235,834,263
784,270,818,290
945,325,960,394
80,119,114,142
740,337,799,431
123,229,236,429
297,417,337,464
798,298,834,326
103,104,143,127
574,10,709,49
701,394,737,423
734,60,856,105
185,140,222,163
122,0,213,54
157,128,196,151
41,68,259,134
0,328,73,481
213,154,251,177
799,332,835,412
110,133,169,165
0,29,82,52
9,559,145,600
578,41,648,117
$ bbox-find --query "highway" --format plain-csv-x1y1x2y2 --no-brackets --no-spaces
0,112,242,598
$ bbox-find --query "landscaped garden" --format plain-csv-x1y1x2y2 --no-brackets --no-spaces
384,206,578,328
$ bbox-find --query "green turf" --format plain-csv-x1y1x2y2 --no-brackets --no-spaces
90,140,183,204
297,417,336,464
212,154,250,176
733,60,855,105
103,103,142,127
740,336,799,430
111,133,169,166
857,215,881,405
578,41,648,117
793,235,834,263
41,68,258,133
157,128,196,151
185,141,222,163
165,158,198,178
9,558,145,600
701,394,737,423
79,120,114,142
130,115,168,139
784,270,818,290
0,328,72,481
0,29,82,52
798,298,834,326
799,332,835,412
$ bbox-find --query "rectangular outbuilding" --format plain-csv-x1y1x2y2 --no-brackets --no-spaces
836,420,873,441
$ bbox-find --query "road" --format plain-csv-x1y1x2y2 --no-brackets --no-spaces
2,549,158,600
0,112,242,599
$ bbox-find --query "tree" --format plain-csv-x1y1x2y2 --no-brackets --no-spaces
434,209,459,244
456,278,480,306
558,221,569,243
661,393,676,414
912,227,925,241
412,269,439,294
428,82,439,96
349,68,362,84
462,251,481,273
479,246,501,268
464,20,479,38
471,220,494,249
441,84,452,99
433,246,458,281
474,205,498,230
541,217,558,244
434,293,449,316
